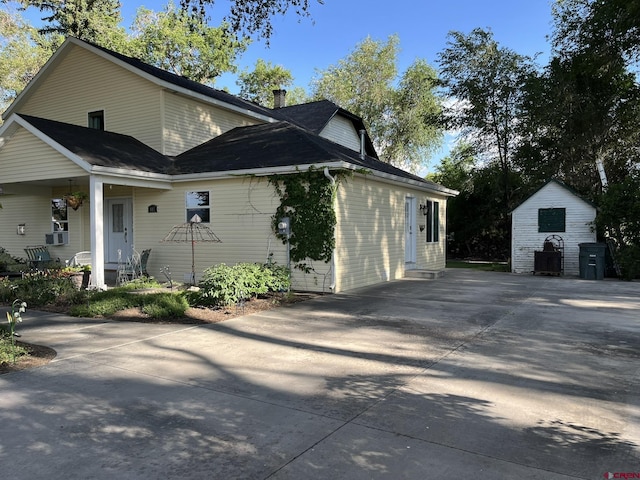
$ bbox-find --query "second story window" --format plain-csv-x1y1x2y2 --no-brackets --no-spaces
88,110,104,130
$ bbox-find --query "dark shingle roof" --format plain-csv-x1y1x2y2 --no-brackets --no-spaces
18,114,173,173
175,121,444,189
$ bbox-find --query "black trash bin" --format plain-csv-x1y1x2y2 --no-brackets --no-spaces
579,243,606,280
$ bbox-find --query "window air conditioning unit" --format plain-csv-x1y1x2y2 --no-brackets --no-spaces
45,231,69,245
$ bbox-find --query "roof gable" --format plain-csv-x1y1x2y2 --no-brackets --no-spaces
512,179,596,213
276,100,377,158
3,37,276,123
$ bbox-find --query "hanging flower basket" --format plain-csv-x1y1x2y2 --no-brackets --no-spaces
65,191,88,210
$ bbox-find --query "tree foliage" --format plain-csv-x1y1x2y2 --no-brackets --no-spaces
0,7,58,113
127,3,248,84
438,28,534,215
428,143,521,260
237,59,292,106
180,0,322,41
19,0,127,49
312,35,444,173
515,50,640,197
552,0,640,66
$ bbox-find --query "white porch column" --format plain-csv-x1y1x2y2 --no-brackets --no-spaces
90,176,105,289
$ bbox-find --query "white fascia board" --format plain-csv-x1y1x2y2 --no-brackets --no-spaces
90,166,173,189
353,167,460,197
9,114,93,171
171,163,333,182
80,41,277,125
172,161,459,197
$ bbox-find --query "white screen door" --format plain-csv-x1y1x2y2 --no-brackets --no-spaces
105,198,133,264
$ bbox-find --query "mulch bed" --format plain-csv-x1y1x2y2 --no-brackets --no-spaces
0,342,57,375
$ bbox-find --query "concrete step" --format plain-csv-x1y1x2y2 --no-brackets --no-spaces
405,269,444,280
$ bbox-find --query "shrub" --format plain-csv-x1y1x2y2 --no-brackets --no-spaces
190,262,291,307
617,245,640,280
140,293,189,319
0,271,77,307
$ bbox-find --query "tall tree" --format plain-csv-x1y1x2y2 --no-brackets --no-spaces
237,59,295,106
516,51,640,196
437,28,534,215
180,0,322,41
0,6,59,116
127,4,248,84
552,0,640,65
19,0,127,49
312,35,443,173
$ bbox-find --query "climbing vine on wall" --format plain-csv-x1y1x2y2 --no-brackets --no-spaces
268,167,347,269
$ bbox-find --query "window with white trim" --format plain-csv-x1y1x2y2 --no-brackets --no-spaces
186,191,210,222
51,198,69,232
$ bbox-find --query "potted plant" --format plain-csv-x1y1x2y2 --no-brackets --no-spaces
60,265,90,288
64,191,88,210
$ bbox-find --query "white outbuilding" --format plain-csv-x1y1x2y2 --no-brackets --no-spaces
511,179,597,276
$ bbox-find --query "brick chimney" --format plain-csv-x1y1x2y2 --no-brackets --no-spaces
273,89,287,109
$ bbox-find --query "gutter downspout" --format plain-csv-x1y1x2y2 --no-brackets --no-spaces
324,167,337,292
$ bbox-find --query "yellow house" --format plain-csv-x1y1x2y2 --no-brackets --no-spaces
0,37,457,292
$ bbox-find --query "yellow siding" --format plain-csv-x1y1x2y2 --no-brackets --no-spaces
162,92,260,155
0,128,85,182
0,186,88,263
335,176,447,292
335,176,405,291
414,193,447,270
18,45,163,151
132,178,284,283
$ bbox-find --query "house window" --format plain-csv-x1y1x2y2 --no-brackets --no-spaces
538,208,565,232
425,200,440,243
51,198,69,232
186,191,210,223
88,110,104,130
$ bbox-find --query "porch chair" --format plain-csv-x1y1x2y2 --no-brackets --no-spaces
116,249,142,285
68,251,92,267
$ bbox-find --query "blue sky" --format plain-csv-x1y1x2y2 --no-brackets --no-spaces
119,0,555,92
20,0,556,170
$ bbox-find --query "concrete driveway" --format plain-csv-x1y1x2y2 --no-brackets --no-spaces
1,269,639,479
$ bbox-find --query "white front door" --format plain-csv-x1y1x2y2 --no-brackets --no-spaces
105,198,133,264
405,197,416,266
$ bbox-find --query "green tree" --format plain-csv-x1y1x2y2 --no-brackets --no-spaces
312,35,443,173
428,143,520,260
552,0,640,66
179,0,322,41
516,52,640,197
127,3,248,84
596,173,640,279
438,28,534,215
19,0,127,49
237,59,293,106
0,7,59,116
